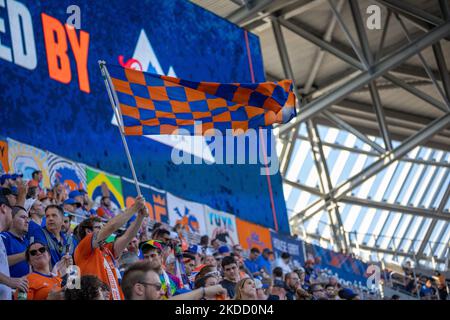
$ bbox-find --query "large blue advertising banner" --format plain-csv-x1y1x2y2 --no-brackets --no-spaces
305,243,369,285
0,0,289,233
270,231,305,269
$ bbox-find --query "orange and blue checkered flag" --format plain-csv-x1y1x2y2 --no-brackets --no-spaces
107,64,297,135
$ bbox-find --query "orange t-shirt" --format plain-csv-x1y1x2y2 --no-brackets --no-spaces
14,272,62,300
74,233,124,300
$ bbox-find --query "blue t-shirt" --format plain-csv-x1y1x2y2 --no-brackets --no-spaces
257,255,272,275
0,232,30,277
26,222,68,267
244,258,260,275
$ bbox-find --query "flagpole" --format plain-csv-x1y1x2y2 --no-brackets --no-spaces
98,60,142,197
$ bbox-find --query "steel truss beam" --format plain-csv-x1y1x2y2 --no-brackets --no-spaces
373,0,448,37
349,0,392,150
341,195,450,222
290,113,450,225
271,16,349,252
278,20,450,135
288,133,450,167
416,183,450,259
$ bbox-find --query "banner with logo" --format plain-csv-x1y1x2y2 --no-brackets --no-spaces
204,206,239,246
7,138,50,188
46,152,86,191
86,166,124,210
0,0,289,234
121,177,169,224
236,218,272,251
167,193,206,235
305,242,369,285
0,140,8,173
270,231,304,269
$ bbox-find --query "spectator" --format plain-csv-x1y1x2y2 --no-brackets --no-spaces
257,248,273,276
27,204,68,266
220,256,240,299
234,278,257,300
19,242,62,300
268,279,286,300
304,259,318,283
96,196,115,220
311,283,328,300
182,252,197,289
285,271,300,300
140,239,182,298
122,261,226,300
244,247,261,278
118,236,140,273
203,255,217,268
0,192,28,300
1,206,30,277
26,199,44,230
325,283,339,300
199,235,213,256
27,170,43,191
254,278,268,300
74,196,146,300
65,275,110,300
194,265,220,289
274,252,292,274
213,252,223,270
211,238,221,252
419,277,437,300
273,266,283,281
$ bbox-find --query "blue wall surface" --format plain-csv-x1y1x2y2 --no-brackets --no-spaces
0,0,289,233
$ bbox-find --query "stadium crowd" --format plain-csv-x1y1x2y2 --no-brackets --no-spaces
0,171,445,300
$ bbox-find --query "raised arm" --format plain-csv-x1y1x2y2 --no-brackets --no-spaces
169,284,227,300
93,196,145,249
114,206,148,258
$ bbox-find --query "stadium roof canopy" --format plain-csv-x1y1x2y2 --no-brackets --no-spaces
190,0,450,270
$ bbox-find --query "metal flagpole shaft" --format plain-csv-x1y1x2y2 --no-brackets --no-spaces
98,60,142,197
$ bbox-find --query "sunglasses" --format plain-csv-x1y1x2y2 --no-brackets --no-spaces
29,247,47,256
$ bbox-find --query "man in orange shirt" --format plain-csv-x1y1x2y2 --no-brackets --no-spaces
74,195,146,300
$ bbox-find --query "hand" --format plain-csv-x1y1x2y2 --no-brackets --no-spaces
132,195,146,213
8,277,28,292
204,285,227,299
17,181,28,197
137,205,149,218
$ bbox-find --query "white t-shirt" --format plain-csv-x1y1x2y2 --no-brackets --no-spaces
0,236,12,300
274,257,293,275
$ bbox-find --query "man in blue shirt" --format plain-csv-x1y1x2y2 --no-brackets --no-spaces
244,247,261,278
27,204,67,267
257,248,273,276
0,206,30,277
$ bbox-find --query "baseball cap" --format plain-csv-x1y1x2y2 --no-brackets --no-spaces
218,245,230,254
262,248,273,254
187,244,201,255
68,190,82,199
0,174,11,185
78,189,87,195
11,173,23,180
140,239,164,253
